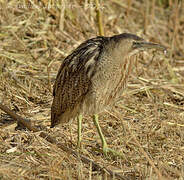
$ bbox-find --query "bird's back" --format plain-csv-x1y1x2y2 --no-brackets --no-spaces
51,36,110,127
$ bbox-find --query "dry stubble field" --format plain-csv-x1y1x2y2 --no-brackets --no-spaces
0,0,184,179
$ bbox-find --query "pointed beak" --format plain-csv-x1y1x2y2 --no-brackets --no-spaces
133,41,167,53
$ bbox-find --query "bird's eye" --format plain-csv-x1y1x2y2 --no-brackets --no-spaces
132,41,139,48
133,41,138,45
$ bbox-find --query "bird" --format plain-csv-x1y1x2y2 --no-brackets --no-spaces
51,33,166,155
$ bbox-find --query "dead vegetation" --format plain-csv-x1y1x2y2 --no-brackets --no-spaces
0,0,184,179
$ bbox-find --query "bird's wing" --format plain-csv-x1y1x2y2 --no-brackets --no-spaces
51,36,109,126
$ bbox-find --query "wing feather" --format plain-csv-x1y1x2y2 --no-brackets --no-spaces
51,36,109,126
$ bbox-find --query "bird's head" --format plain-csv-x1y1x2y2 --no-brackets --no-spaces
109,33,167,58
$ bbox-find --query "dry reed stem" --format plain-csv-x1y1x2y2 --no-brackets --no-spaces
0,102,129,180
95,0,104,36
106,110,166,180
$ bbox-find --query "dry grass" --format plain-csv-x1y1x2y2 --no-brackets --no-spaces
0,0,184,179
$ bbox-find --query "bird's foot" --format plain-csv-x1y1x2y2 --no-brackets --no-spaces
102,145,124,158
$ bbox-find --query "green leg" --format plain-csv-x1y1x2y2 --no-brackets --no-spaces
93,114,123,157
93,114,108,154
77,114,83,149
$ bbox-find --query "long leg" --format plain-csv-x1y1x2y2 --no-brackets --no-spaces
93,114,108,152
77,114,83,149
93,114,123,157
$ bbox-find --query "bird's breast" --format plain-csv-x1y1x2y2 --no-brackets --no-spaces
90,60,129,110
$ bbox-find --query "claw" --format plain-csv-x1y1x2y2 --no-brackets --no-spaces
102,146,124,158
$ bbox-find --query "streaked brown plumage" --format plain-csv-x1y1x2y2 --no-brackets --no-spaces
51,33,166,154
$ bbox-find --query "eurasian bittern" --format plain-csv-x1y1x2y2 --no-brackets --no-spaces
51,33,166,155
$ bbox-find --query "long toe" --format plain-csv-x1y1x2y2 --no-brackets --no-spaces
103,146,124,158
